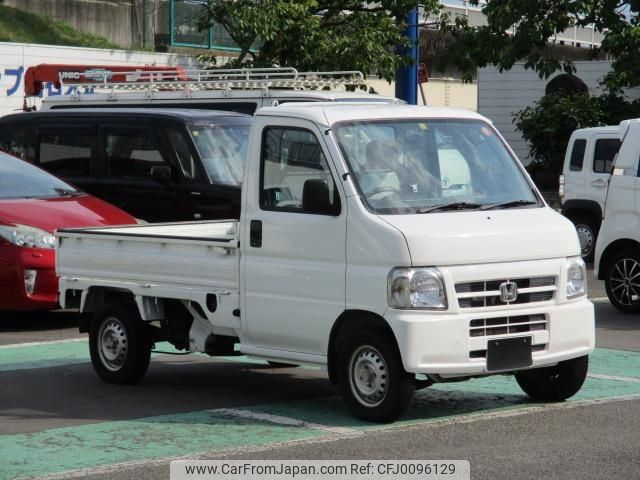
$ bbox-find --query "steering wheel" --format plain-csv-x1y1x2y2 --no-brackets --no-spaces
367,185,403,198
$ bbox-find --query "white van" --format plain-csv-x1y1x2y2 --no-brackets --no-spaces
560,126,621,260
56,104,595,422
594,119,640,312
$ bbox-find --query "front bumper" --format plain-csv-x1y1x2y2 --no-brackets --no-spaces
0,244,58,310
385,298,594,377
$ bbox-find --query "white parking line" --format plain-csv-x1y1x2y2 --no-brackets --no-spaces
216,408,363,436
0,338,85,349
588,373,640,383
589,296,610,303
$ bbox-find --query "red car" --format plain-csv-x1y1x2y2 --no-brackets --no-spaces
0,151,136,310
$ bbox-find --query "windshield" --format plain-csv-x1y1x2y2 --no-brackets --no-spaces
0,151,81,200
334,119,538,214
189,125,249,185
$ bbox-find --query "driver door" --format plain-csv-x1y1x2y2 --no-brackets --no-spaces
242,122,347,355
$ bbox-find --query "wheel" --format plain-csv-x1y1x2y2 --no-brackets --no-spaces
267,361,298,368
89,302,152,384
572,216,597,261
515,355,588,401
605,249,640,313
337,329,414,422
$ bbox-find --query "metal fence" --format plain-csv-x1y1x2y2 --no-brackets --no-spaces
169,0,240,50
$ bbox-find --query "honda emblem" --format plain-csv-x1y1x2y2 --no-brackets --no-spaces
499,281,518,303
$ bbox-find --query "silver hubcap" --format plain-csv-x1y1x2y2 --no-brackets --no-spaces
576,225,594,257
98,317,128,372
610,258,640,306
349,345,388,407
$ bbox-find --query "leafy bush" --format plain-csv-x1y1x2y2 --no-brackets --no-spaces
514,94,605,181
514,91,640,190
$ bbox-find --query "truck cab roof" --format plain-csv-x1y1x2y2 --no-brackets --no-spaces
255,103,489,127
571,126,619,136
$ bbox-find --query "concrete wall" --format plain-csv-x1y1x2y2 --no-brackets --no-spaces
369,77,478,110
2,0,168,48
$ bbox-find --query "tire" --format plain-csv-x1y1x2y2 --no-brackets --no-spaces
89,302,152,384
572,216,597,262
337,329,414,422
515,355,588,401
605,249,640,313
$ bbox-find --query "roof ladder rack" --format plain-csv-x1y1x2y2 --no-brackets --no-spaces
59,67,367,96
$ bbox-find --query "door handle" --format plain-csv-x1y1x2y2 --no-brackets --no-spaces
250,220,262,248
591,179,607,188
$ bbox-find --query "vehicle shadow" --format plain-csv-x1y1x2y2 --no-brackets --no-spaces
0,354,533,436
0,310,80,332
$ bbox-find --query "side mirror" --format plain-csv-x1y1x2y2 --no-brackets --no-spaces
151,165,173,184
302,179,333,215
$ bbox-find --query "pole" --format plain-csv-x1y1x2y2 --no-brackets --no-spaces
419,83,427,105
395,7,419,105
142,0,146,47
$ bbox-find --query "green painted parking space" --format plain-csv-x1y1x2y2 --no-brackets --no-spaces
0,340,89,372
231,373,640,432
588,348,640,379
1,344,639,479
0,410,324,480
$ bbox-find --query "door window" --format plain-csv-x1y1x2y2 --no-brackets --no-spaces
0,126,27,159
593,138,620,173
569,139,586,172
38,131,93,176
166,128,198,180
260,127,340,214
105,129,167,179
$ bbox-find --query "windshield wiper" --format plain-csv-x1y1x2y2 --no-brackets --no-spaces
54,188,82,197
479,200,538,211
417,202,483,214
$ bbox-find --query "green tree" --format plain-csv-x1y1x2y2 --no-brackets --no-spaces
193,0,442,81
435,1,640,186
513,93,605,188
438,0,639,90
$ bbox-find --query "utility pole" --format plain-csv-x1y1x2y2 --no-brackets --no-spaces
395,6,419,105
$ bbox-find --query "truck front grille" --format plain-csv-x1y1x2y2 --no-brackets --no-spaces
469,314,548,338
456,276,556,309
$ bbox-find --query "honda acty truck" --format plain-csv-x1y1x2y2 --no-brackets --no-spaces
56,104,595,422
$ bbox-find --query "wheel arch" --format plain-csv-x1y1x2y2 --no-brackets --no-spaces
79,287,137,333
327,309,399,385
561,199,602,226
598,239,640,280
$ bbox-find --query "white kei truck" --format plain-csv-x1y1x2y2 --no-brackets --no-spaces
56,103,595,422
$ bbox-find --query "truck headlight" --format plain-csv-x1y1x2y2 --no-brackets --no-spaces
388,267,447,309
0,224,56,249
566,257,587,299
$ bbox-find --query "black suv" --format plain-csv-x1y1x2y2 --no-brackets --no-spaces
0,109,251,222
